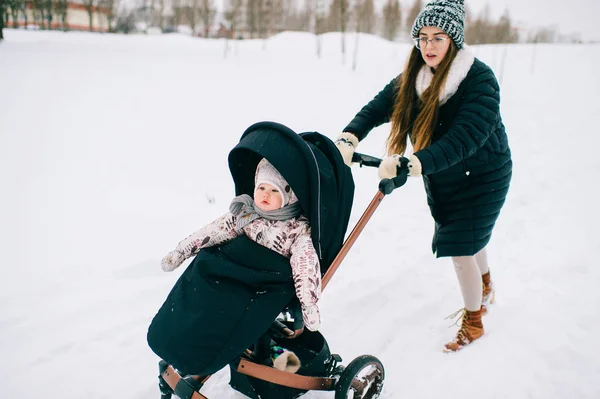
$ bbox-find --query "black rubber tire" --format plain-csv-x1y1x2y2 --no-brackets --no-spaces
334,355,385,399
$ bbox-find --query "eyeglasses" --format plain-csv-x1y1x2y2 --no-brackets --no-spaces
413,36,449,49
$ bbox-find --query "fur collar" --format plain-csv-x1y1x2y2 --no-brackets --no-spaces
415,46,475,105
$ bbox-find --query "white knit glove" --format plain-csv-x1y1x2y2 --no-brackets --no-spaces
302,304,321,331
161,250,186,272
334,132,359,167
378,154,422,179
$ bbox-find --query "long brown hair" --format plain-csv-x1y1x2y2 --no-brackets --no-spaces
386,41,458,155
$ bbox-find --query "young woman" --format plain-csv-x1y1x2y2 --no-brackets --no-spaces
335,0,512,352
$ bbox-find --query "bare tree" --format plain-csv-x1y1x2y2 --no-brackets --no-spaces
172,0,181,28
199,0,215,37
85,0,95,31
115,8,135,32
527,26,558,43
281,0,301,31
43,0,53,29
406,0,422,34
246,0,258,38
259,0,270,39
354,0,375,34
7,0,20,28
493,9,518,44
32,0,43,28
0,0,6,40
224,0,242,38
254,0,281,39
176,0,199,31
19,0,27,27
269,0,285,36
148,0,155,27
283,0,310,31
158,0,164,29
466,4,492,44
187,0,199,34
327,0,350,61
327,0,349,33
223,0,242,58
99,0,119,32
314,0,326,57
55,0,68,30
382,0,401,40
314,0,326,33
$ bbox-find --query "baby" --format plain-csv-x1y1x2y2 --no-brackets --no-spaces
161,158,322,332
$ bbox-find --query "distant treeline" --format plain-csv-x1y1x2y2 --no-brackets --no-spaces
0,0,577,44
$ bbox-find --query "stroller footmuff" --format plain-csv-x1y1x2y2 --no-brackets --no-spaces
147,235,296,376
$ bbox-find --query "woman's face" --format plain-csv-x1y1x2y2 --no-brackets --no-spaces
254,183,283,211
418,26,451,69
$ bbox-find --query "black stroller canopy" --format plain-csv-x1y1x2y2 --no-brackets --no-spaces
228,121,355,271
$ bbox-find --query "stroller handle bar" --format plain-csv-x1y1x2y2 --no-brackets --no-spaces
351,152,382,168
322,152,408,290
351,152,409,195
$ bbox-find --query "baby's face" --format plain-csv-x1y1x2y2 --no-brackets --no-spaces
254,183,283,211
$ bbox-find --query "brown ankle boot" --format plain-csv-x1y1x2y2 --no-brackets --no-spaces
443,308,484,352
481,271,495,315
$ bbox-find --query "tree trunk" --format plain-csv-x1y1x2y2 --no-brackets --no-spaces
159,0,164,30
530,41,537,75
339,0,346,63
87,0,94,31
108,0,115,32
149,0,155,27
11,4,19,28
45,0,53,30
352,24,360,71
0,2,4,41
314,0,324,59
190,0,197,35
40,3,46,28
21,3,27,28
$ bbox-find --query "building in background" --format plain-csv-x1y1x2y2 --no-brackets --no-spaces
6,0,111,32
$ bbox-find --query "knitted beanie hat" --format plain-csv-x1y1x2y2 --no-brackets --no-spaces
411,0,466,49
254,158,296,207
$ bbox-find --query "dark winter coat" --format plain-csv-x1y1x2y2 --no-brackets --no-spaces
344,49,512,257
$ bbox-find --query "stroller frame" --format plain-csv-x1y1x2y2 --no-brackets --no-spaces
155,152,409,399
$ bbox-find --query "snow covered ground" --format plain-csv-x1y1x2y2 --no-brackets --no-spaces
1,30,599,399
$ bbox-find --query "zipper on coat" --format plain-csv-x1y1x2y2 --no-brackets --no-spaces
304,143,323,259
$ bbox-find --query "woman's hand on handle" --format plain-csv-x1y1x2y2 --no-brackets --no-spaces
335,132,360,167
378,154,422,179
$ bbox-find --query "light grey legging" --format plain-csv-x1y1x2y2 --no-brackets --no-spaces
451,248,489,311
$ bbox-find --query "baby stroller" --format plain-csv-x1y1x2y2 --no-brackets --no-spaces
148,121,409,399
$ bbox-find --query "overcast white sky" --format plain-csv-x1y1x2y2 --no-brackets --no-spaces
463,0,600,40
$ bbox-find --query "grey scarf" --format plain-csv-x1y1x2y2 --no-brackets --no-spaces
229,194,303,230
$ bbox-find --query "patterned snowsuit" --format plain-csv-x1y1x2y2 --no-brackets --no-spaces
166,212,322,331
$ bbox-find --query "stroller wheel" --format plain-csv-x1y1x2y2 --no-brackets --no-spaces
334,355,385,399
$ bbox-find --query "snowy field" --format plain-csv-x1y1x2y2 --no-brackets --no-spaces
1,29,599,398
